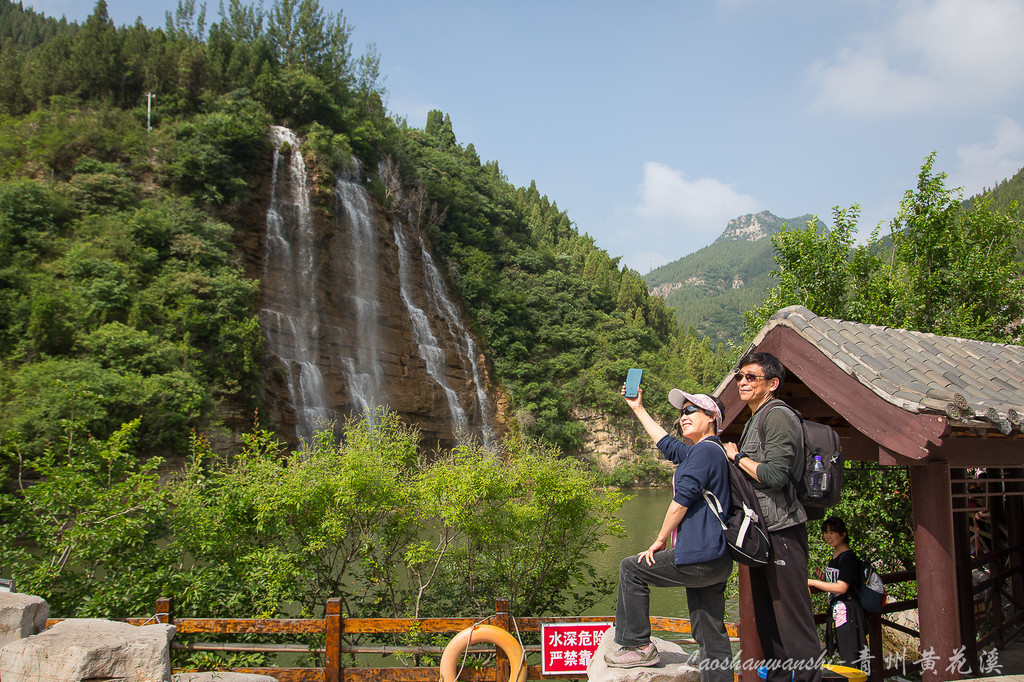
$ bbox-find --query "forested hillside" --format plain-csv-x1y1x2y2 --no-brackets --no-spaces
643,212,819,343
0,0,752,628
964,164,1024,226
646,162,1024,345
0,0,737,462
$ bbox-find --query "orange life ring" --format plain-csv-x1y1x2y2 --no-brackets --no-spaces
439,624,527,682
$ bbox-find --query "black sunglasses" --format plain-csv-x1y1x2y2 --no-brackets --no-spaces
679,405,702,416
733,372,766,383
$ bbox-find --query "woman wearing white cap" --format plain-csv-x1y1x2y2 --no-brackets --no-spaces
604,385,733,682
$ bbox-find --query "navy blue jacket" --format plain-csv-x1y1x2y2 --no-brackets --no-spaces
656,434,731,565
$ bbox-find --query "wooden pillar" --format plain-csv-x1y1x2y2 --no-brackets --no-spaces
1006,468,1024,633
988,469,1007,647
325,598,342,682
911,461,962,681
867,612,883,682
155,597,173,625
950,469,978,672
494,598,511,682
737,565,763,682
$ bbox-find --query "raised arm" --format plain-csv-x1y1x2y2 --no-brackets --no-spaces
623,387,669,444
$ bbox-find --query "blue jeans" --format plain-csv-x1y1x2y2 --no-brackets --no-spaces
614,549,734,682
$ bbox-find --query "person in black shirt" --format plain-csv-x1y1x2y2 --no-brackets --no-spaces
807,517,868,669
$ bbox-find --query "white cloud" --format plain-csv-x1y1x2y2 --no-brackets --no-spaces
952,116,1024,194
630,161,761,246
808,0,1024,118
807,50,939,118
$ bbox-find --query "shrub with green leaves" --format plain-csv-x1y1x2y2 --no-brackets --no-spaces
0,418,172,617
168,410,626,621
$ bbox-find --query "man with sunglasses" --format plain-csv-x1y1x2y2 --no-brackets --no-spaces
605,385,733,682
723,352,822,682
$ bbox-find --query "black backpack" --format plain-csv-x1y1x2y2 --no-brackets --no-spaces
758,400,843,519
703,443,771,566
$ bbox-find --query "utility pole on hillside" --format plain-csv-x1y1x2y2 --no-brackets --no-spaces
146,93,155,131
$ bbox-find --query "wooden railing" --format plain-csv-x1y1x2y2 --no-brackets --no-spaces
46,578,923,682
85,597,737,682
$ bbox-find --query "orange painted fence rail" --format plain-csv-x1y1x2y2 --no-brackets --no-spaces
43,577,918,682
54,597,729,682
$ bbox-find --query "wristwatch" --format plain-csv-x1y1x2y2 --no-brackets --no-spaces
733,452,747,466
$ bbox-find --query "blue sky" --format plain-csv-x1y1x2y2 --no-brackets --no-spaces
27,0,1024,273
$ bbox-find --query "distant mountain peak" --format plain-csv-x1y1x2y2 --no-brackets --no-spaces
714,210,786,243
643,210,819,343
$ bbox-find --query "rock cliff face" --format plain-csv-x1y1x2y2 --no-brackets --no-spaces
235,128,501,450
574,408,670,485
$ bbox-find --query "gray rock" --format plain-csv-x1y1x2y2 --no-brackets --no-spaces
0,617,175,682
0,592,48,649
588,626,701,682
174,674,279,682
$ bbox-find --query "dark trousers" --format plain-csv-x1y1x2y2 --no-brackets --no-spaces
748,523,823,682
615,550,734,682
828,598,868,669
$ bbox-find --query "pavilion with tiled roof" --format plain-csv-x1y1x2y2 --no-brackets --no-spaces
714,305,1024,682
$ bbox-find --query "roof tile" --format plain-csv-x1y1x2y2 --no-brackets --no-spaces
762,306,1024,435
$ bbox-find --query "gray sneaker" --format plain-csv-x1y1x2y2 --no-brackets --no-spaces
604,643,661,668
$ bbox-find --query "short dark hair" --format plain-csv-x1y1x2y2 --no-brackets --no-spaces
821,516,849,538
737,351,785,387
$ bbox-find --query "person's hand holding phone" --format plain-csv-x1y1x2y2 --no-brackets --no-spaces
622,368,643,411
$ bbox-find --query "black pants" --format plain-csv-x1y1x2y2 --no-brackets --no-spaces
748,523,823,682
827,598,868,669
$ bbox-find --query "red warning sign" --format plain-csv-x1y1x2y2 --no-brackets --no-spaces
541,622,612,675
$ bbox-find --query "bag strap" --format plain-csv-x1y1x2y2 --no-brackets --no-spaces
702,489,729,531
754,399,805,491
702,439,730,531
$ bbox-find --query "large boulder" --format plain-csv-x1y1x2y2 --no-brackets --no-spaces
0,592,48,649
588,626,701,682
882,608,921,660
0,618,175,682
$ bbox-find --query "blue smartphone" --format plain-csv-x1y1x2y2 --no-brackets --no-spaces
624,368,643,398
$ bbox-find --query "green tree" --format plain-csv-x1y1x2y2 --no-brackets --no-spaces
164,0,207,41
0,418,172,616
887,155,1024,341
753,155,1024,593
414,434,626,616
747,154,1024,344
159,93,269,204
168,410,624,620
69,0,120,103
265,0,351,84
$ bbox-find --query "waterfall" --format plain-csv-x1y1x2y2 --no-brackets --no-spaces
261,126,332,443
393,220,469,434
257,132,497,447
418,236,497,448
334,163,386,415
